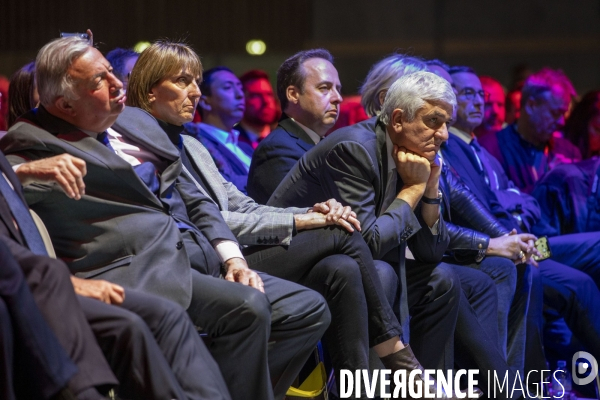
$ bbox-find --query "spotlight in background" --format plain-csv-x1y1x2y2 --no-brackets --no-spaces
246,40,266,56
133,41,151,53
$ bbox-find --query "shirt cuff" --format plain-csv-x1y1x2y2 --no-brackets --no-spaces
12,163,24,172
429,219,439,235
213,240,244,263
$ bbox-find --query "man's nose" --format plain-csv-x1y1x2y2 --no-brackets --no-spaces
109,72,124,92
332,87,343,104
438,123,449,141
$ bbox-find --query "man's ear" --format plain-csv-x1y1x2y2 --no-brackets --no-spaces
524,98,536,115
391,108,404,133
286,85,300,105
198,95,211,112
54,96,75,116
378,90,388,109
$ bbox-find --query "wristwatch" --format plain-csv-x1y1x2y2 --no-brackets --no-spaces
421,190,443,205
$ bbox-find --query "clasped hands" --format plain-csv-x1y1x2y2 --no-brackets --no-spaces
295,198,361,232
487,229,542,266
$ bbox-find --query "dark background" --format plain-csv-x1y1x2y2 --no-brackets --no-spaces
2,0,600,95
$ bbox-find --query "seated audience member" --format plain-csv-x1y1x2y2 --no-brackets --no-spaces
479,68,581,193
564,90,600,160
105,48,138,91
1,36,329,400
237,69,279,149
3,51,233,400
248,49,343,204
441,67,600,362
474,76,506,139
0,240,78,400
184,67,252,194
124,40,442,398
8,62,38,128
363,56,534,378
270,71,520,399
532,157,600,236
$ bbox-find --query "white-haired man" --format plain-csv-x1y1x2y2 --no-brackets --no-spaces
270,71,520,399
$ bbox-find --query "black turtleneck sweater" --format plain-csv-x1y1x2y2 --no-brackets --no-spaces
157,119,217,202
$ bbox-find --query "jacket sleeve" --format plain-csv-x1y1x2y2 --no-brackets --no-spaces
407,203,450,264
443,164,510,238
321,141,421,259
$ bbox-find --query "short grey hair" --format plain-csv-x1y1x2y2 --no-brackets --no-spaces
36,36,91,107
380,71,456,125
360,54,427,117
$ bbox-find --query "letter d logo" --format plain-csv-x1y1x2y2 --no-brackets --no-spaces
572,351,598,385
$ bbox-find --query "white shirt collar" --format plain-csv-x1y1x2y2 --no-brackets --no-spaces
292,118,321,145
449,126,473,144
199,122,240,146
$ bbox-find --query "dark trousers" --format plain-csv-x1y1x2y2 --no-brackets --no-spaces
452,266,517,399
0,241,77,400
186,268,330,400
453,256,532,376
403,260,460,371
539,257,600,358
81,290,231,400
244,227,401,376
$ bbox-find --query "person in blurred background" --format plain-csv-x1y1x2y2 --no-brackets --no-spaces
564,89,600,160
474,76,506,139
236,69,279,150
7,62,38,128
105,48,139,91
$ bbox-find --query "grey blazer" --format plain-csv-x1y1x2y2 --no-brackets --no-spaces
0,106,237,308
182,135,309,246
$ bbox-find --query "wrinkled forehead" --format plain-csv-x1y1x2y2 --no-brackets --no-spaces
418,100,453,118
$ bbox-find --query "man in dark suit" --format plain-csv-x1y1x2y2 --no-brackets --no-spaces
0,239,78,400
441,68,600,360
0,133,232,399
1,37,328,400
269,71,517,397
248,49,342,204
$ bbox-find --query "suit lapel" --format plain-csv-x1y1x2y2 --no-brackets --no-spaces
33,107,164,209
0,156,26,243
111,107,183,201
279,117,316,153
181,135,227,209
374,118,388,215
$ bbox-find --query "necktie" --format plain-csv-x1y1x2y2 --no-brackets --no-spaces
97,131,113,150
0,175,48,256
470,138,492,187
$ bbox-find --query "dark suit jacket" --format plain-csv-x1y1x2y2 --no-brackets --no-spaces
1,106,237,309
268,116,448,264
441,133,541,233
183,122,253,195
248,116,315,204
0,151,118,396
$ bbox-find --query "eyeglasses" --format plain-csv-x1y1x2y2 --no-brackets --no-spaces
458,87,489,102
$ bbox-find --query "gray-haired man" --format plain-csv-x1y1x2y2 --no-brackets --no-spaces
270,71,519,398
